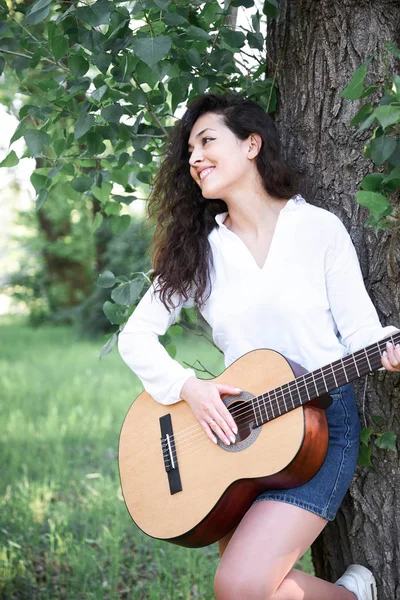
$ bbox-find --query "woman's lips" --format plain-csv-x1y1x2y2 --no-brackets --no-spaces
199,167,215,182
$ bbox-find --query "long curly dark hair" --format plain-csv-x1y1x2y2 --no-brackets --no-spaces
148,93,297,310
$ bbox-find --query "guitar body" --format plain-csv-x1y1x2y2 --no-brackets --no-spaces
119,349,329,548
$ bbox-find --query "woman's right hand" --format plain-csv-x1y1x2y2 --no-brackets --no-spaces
180,376,241,445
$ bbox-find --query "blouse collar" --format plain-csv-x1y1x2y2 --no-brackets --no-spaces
214,194,306,228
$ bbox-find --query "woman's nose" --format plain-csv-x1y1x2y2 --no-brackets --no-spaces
189,146,204,166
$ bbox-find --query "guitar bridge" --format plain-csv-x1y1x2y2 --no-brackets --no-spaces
160,414,182,495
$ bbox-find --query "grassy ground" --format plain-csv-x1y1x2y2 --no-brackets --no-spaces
0,318,313,599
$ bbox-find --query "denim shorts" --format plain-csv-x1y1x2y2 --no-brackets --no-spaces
253,384,360,521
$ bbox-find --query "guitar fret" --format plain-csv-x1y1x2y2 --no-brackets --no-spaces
330,363,338,388
320,368,329,392
288,382,295,408
310,371,319,398
276,388,282,415
352,354,360,377
341,358,349,383
364,348,372,372
251,400,259,427
282,385,288,412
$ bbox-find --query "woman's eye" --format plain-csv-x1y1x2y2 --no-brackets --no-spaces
203,137,215,145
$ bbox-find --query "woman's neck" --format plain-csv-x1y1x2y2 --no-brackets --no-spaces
223,191,289,237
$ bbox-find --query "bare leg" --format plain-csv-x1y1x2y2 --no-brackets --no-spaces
214,500,356,600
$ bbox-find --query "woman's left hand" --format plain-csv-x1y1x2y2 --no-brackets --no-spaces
381,342,400,372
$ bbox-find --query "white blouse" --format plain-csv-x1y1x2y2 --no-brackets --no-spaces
118,195,397,405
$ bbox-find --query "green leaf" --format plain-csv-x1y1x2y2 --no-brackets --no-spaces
92,182,113,205
133,35,172,68
369,135,397,166
340,58,372,100
263,0,279,18
371,415,384,426
350,103,374,127
74,114,95,140
168,76,189,112
355,191,390,219
68,55,90,77
221,29,246,49
358,444,373,467
36,189,49,211
30,172,48,194
103,301,128,325
0,56,5,76
382,167,400,187
24,129,51,157
10,122,26,146
185,26,211,41
109,214,131,234
71,176,93,192
358,111,378,132
92,52,112,74
91,85,108,102
100,332,118,359
76,0,113,26
101,104,124,123
388,140,400,167
111,278,145,306
48,22,69,60
87,131,106,156
360,427,374,446
393,76,400,101
104,202,122,216
133,149,152,165
247,32,264,51
187,48,201,68
359,173,385,192
374,431,397,452
232,0,254,6
92,212,103,231
166,343,176,358
163,11,187,26
23,0,52,25
113,194,137,205
0,150,19,168
385,42,400,59
193,76,208,95
97,270,116,288
374,105,400,130
169,324,183,337
136,170,152,184
129,88,148,105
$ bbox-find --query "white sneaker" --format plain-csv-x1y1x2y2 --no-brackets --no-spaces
336,565,377,600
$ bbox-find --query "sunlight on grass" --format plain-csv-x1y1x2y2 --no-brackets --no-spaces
0,318,313,599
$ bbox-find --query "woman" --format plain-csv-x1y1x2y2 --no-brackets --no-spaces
118,93,400,600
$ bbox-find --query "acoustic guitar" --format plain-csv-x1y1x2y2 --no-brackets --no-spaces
119,332,399,548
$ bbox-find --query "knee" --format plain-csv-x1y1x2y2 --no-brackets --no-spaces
214,564,275,600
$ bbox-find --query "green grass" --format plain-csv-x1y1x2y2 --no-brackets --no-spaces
0,318,312,600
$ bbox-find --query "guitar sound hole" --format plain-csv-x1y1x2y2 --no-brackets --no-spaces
219,391,262,453
228,400,256,443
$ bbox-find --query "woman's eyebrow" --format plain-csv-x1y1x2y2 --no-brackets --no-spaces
188,128,217,150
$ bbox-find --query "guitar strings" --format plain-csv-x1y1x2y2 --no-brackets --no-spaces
165,340,388,448
161,339,397,465
161,339,397,466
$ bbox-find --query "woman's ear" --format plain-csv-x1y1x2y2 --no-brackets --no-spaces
247,133,262,159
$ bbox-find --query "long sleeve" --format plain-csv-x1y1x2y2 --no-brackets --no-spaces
118,283,196,405
325,217,398,353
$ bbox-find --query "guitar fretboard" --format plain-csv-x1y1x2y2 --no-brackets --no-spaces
250,332,400,426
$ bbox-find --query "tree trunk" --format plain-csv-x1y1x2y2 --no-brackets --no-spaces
266,1,400,597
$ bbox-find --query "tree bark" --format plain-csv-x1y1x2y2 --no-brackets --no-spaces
266,1,400,597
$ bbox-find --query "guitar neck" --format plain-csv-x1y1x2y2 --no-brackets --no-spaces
251,332,400,426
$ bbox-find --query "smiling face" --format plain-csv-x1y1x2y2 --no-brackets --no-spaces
188,112,260,201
